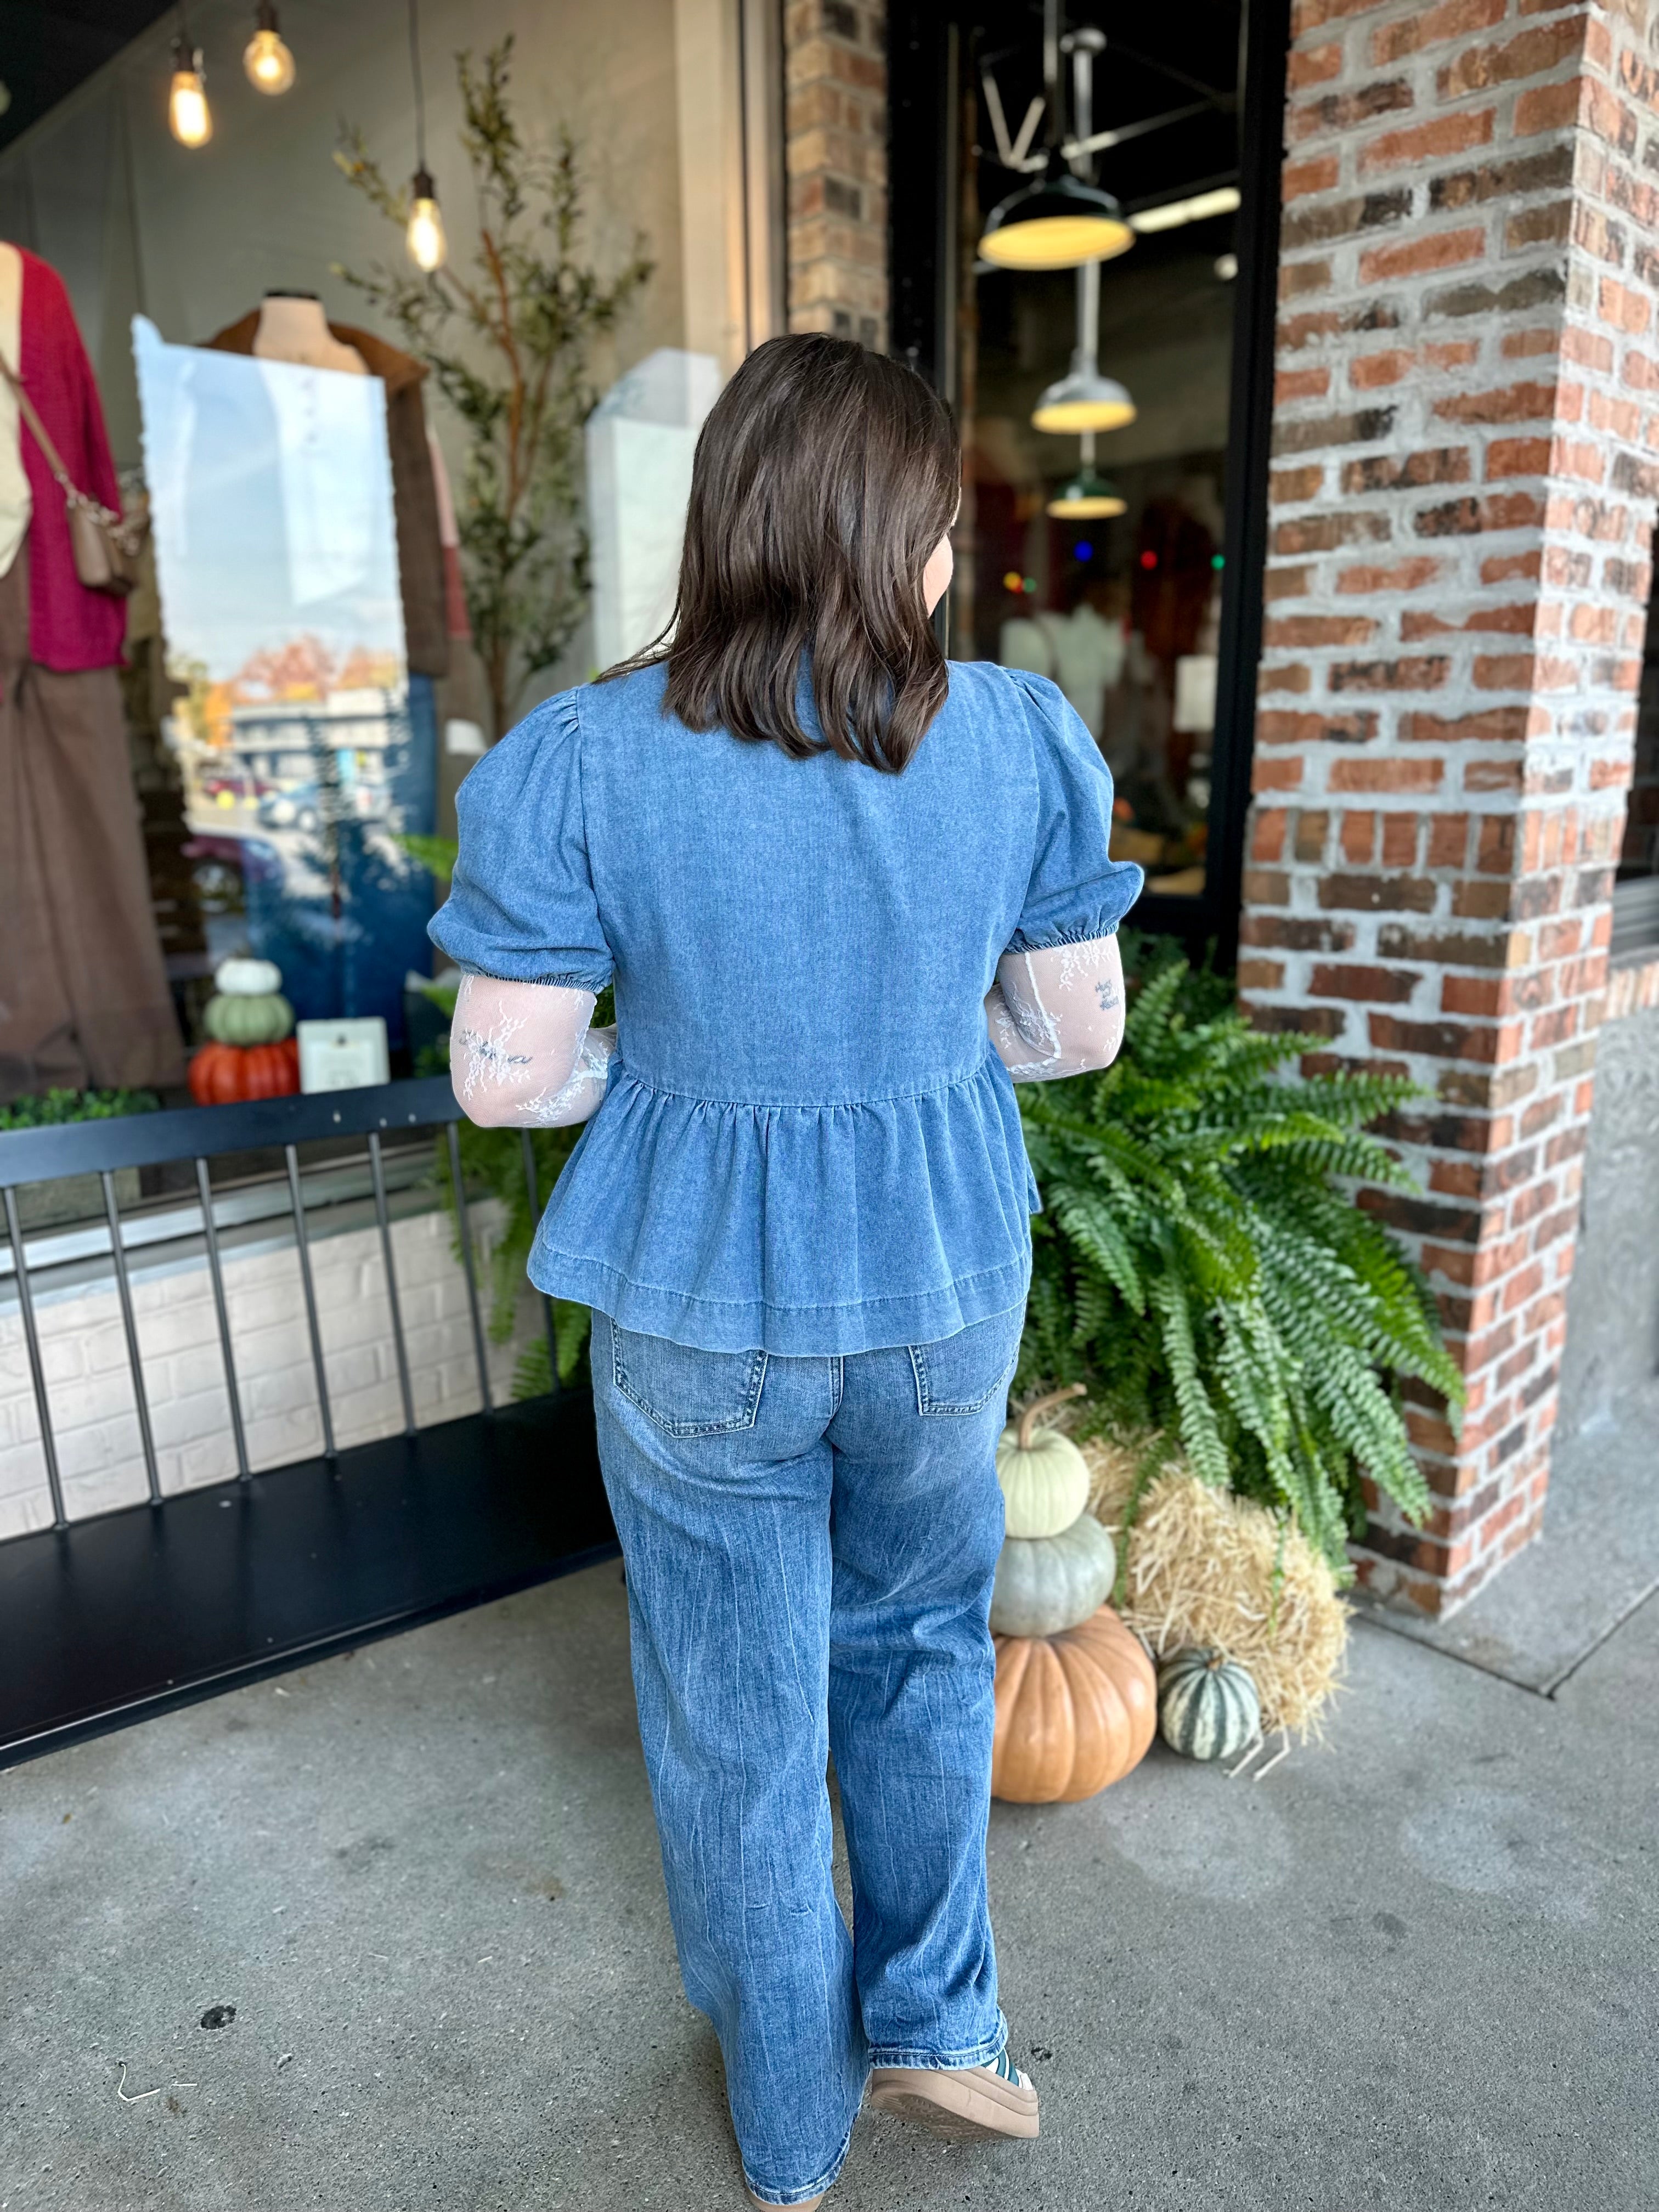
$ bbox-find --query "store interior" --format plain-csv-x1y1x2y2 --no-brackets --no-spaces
952,0,1245,902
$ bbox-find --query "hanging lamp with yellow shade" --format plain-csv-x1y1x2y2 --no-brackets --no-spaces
1048,462,1126,520
981,163,1135,273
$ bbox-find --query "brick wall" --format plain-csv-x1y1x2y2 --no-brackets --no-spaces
1242,0,1656,1614
784,0,889,345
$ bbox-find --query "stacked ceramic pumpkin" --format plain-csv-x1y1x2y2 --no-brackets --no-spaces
989,1387,1156,1803
188,958,301,1103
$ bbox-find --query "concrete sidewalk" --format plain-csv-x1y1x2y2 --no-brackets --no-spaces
3,1543,1656,2212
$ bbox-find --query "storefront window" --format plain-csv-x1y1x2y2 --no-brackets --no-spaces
891,0,1285,952
0,0,778,1109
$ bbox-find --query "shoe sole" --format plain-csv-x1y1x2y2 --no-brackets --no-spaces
866,2069,1040,2142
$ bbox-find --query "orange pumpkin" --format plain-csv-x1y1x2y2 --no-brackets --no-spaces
188,1036,301,1105
991,1604,1156,1804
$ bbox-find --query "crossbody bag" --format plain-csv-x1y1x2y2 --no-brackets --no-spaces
0,354,143,596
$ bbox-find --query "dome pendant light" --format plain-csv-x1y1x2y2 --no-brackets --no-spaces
980,7,1133,271
403,0,447,273
1033,256,1136,435
244,1,296,94
1048,430,1126,519
167,22,212,148
981,164,1134,273
1047,473,1126,519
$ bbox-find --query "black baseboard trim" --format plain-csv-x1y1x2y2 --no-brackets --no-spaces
0,1393,617,1771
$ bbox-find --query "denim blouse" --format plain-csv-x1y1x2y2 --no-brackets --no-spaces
428,659,1142,1356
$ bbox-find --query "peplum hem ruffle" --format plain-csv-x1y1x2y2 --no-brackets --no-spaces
529,1053,1038,1355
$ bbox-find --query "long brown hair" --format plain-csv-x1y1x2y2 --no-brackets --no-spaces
601,334,960,774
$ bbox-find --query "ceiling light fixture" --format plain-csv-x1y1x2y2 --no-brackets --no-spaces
981,168,1135,272
1032,255,1137,434
404,0,447,273
980,7,1133,272
1047,464,1126,520
167,12,211,148
1030,33,1137,435
244,1,296,94
1127,183,1240,235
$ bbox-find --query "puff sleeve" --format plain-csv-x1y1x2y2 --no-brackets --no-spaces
427,692,614,994
1005,669,1143,955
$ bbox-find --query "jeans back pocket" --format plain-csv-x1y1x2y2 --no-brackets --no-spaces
909,1302,1026,1417
610,1322,769,1437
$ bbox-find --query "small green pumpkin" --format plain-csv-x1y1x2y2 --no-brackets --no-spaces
1157,1649,1261,1762
990,1513,1116,1638
204,990,294,1045
996,1384,1091,1539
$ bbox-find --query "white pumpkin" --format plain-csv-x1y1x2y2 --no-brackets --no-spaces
990,1513,1117,1638
996,1384,1091,1538
215,956,283,997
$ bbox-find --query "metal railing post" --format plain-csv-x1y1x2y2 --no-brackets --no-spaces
101,1171,161,1505
366,1131,416,1437
446,1122,494,1415
3,1186,65,1528
284,1144,337,1459
195,1156,250,1480
520,1131,561,1397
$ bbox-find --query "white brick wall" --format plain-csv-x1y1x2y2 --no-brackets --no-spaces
0,1203,545,1539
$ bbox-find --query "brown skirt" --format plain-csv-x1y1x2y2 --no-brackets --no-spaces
0,545,185,1100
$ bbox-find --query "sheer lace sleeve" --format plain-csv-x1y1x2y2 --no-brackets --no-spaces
450,973,617,1128
986,932,1125,1082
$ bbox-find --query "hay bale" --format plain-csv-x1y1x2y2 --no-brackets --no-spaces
1077,1429,1348,1740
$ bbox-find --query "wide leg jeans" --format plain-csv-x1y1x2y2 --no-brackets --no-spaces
590,1300,1024,2206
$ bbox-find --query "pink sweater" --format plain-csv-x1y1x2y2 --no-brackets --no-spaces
15,248,126,672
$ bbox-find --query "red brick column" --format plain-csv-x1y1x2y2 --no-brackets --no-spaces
785,0,889,347
1240,0,1654,1613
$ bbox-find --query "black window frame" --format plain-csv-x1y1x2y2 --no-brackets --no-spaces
888,0,1292,968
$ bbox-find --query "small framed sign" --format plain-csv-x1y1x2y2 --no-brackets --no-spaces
297,1016,391,1094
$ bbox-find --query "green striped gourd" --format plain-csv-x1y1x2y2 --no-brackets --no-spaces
990,1512,1116,1638
1156,1649,1261,1762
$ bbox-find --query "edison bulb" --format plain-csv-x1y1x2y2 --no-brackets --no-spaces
244,27,296,93
168,65,212,148
407,193,447,274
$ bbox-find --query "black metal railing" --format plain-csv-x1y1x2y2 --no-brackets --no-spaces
0,1076,560,1532
1,1075,613,1768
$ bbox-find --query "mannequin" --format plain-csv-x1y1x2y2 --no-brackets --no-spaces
0,242,186,1102
252,290,368,377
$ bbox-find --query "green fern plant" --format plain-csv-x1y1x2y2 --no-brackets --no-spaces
1017,948,1463,1573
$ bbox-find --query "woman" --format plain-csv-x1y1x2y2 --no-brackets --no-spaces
431,333,1141,2209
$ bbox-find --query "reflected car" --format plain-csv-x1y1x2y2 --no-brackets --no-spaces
257,782,324,833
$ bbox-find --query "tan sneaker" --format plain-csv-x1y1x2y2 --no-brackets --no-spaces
744,2191,826,2210
866,2046,1040,2140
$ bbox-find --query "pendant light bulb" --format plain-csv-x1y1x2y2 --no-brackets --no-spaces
406,168,447,273
168,38,212,148
244,2,296,94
